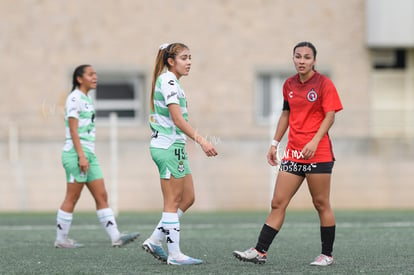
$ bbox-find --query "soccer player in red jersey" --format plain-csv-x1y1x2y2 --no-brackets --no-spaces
233,42,343,266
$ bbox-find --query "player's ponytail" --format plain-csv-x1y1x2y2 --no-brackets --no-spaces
150,45,168,112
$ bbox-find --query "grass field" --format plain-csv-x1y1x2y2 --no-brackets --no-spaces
0,210,413,274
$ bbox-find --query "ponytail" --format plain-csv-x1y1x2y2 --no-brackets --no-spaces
150,48,168,112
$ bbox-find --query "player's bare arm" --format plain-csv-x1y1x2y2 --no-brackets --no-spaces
301,111,335,160
267,110,290,166
168,103,217,157
68,117,89,173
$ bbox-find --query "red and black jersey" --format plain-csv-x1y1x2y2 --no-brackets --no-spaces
282,71,343,163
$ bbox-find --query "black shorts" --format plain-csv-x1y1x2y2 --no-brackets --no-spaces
279,160,334,177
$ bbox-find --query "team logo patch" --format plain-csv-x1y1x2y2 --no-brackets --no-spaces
167,91,177,99
307,89,318,102
178,161,184,173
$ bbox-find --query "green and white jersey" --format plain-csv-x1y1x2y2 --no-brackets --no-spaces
149,71,188,149
63,89,96,153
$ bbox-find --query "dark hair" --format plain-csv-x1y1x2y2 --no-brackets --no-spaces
293,41,317,58
150,43,189,111
71,64,91,92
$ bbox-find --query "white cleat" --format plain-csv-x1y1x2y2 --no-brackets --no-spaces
167,253,203,265
233,247,267,264
310,254,334,266
112,232,140,247
142,238,168,262
54,238,84,248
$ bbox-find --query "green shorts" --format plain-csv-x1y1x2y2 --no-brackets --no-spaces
61,148,103,183
150,143,191,179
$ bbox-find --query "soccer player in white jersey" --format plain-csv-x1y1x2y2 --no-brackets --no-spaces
142,43,218,265
55,64,139,248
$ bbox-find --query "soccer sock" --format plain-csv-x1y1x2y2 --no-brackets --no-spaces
150,208,184,244
150,219,165,245
96,208,120,242
255,223,279,254
177,208,184,218
56,209,73,241
162,212,181,257
321,225,336,257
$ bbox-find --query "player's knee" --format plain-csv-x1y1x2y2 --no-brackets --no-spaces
312,198,329,212
270,198,287,211
64,193,81,206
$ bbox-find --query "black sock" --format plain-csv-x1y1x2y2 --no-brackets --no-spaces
255,224,278,254
321,225,335,257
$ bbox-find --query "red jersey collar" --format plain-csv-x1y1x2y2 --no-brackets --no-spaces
296,70,318,84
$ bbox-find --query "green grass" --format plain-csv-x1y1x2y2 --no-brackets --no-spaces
0,210,413,274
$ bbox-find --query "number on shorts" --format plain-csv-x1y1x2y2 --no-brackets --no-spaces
174,148,185,160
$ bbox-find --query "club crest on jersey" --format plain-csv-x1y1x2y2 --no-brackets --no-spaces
307,89,318,102
167,91,177,99
178,161,184,173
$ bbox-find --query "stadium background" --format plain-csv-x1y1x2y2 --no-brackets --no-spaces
0,0,413,212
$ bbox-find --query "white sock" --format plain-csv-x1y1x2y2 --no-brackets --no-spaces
149,219,165,245
150,208,184,244
162,212,181,257
56,209,73,241
177,208,184,218
96,208,120,242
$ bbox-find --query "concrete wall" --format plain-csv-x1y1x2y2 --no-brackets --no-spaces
1,0,413,212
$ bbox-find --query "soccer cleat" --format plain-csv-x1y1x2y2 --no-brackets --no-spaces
233,248,267,264
54,238,84,248
142,238,168,262
112,232,140,247
310,254,334,266
167,254,203,265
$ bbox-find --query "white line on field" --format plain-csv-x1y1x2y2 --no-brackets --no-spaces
0,221,413,231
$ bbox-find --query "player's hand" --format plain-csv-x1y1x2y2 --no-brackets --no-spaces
301,141,318,160
267,145,278,166
200,139,218,157
78,155,90,174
